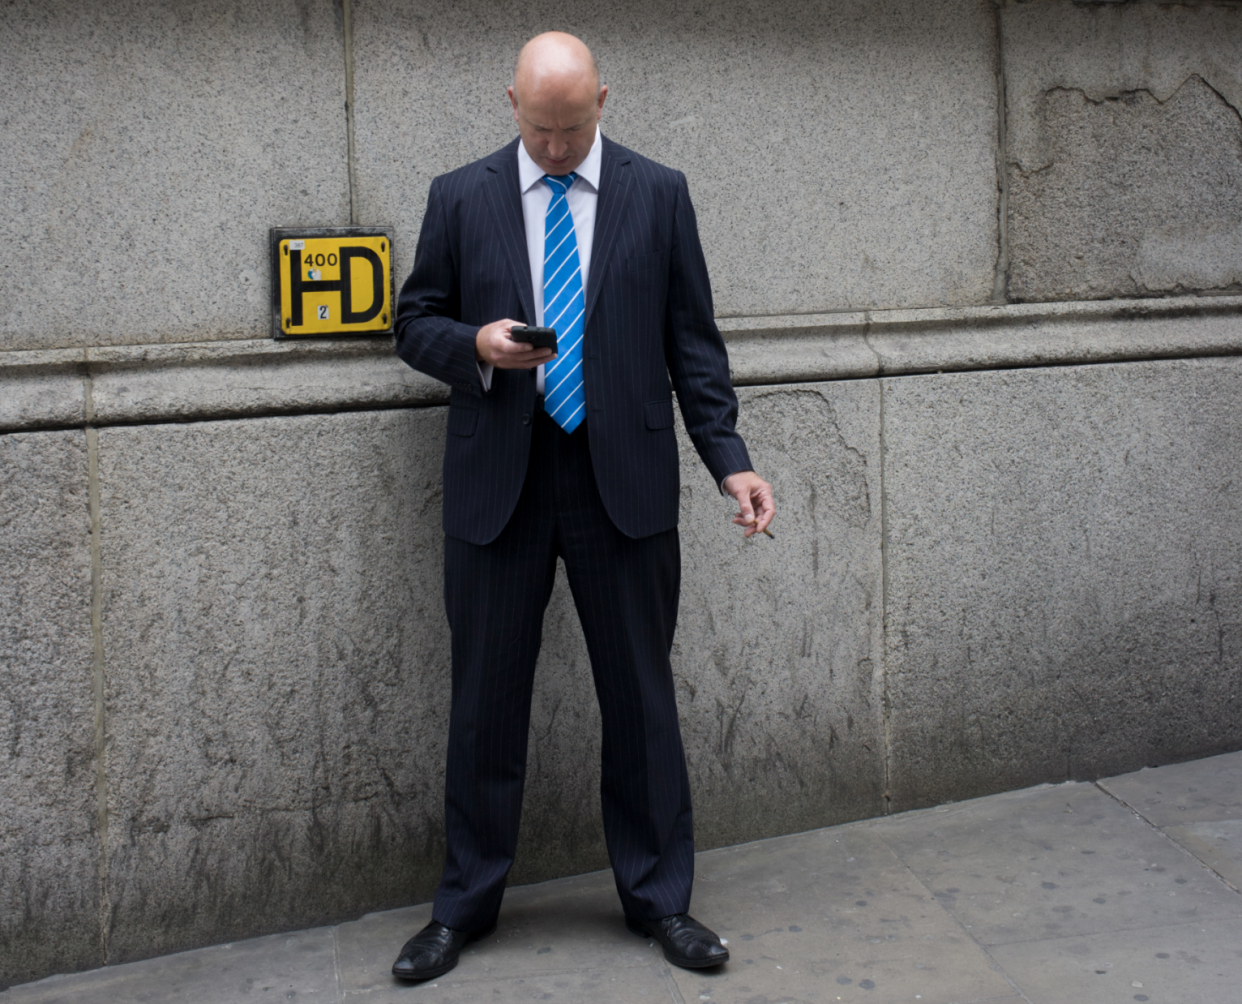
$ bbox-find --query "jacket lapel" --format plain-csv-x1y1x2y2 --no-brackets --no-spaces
584,137,632,327
483,139,537,326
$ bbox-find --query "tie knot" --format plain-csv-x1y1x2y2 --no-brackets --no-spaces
544,172,578,196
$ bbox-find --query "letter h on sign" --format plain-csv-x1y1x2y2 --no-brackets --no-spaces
289,247,383,325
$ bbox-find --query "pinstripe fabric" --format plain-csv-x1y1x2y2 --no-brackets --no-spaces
395,136,752,546
436,411,692,931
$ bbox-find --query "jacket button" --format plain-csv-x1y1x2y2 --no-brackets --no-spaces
522,413,531,425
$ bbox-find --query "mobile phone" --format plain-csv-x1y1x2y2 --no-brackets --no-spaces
509,325,557,353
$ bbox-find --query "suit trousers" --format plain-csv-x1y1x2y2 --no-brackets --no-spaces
433,406,695,931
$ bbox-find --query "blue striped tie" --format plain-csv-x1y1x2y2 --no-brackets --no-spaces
541,173,586,434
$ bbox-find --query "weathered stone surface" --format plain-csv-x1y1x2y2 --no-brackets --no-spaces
674,384,885,848
0,0,349,351
883,358,1242,810
96,410,452,962
0,362,86,434
0,431,99,988
351,0,999,315
1003,1,1242,301
86,337,447,425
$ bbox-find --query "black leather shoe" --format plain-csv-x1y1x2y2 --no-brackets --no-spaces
392,920,494,981
626,913,730,969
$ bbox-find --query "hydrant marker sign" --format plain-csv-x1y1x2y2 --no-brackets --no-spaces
270,227,394,338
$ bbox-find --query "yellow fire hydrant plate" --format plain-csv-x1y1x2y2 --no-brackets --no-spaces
270,227,394,338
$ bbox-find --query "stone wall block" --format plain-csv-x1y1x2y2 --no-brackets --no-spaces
0,431,99,989
1003,1,1242,301
351,0,999,315
0,0,350,351
883,358,1242,810
675,383,886,846
97,411,451,962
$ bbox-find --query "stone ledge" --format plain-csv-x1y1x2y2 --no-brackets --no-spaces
3,295,1241,432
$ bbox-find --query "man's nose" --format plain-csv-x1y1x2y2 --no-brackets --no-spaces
547,134,568,157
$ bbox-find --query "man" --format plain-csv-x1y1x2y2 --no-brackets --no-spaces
391,31,775,981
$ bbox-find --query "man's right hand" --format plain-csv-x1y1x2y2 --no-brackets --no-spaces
476,318,556,369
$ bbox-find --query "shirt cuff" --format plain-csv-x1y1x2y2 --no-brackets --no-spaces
477,361,494,393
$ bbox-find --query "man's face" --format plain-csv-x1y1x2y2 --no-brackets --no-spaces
508,76,607,176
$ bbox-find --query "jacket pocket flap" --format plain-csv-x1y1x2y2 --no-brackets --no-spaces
644,399,675,430
447,407,478,437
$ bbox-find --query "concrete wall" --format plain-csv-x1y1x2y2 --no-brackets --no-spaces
3,0,1242,989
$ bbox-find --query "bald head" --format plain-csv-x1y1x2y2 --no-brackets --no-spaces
508,32,607,176
513,31,600,98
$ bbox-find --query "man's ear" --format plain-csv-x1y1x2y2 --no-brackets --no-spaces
596,84,608,118
507,85,519,122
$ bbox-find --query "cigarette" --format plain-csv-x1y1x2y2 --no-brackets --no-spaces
761,527,774,539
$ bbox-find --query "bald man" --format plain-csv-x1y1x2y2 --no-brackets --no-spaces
392,32,774,980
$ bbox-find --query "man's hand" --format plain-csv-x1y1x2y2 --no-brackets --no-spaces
722,470,775,537
476,318,556,369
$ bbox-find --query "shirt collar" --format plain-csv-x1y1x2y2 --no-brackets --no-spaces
517,128,603,195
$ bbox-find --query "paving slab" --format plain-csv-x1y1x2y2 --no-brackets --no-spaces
3,927,337,1004
666,826,1016,1004
869,782,1242,947
988,917,1242,1004
1161,822,1242,896
1100,750,1242,895
344,966,678,1004
1098,751,1242,827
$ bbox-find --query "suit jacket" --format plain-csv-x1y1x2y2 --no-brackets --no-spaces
395,135,752,545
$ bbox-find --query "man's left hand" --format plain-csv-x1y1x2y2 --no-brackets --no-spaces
722,470,775,537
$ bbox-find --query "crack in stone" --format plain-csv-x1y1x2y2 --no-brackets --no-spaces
1012,73,1242,175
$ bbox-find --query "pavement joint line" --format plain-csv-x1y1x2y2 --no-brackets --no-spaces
1092,780,1242,897
330,925,344,1004
658,961,688,1004
1160,826,1242,894
969,914,1242,953
870,831,1035,1004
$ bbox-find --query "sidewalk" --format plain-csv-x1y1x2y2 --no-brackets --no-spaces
6,751,1240,1004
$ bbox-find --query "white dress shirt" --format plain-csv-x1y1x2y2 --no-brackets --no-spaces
479,129,602,394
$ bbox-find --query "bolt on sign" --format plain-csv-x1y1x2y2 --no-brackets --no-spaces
270,226,394,338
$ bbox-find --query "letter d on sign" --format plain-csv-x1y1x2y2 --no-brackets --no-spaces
340,246,383,324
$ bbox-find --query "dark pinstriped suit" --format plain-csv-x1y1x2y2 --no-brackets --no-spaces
395,135,752,931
